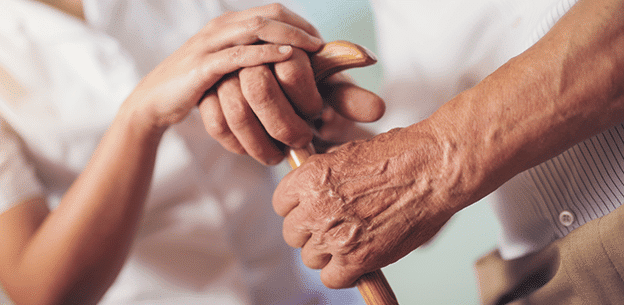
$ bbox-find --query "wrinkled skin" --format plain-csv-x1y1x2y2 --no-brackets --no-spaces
273,121,471,289
199,34,384,165
202,52,384,165
133,3,385,166
273,0,624,291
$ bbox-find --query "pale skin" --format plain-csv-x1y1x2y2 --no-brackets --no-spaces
273,0,624,289
0,1,384,304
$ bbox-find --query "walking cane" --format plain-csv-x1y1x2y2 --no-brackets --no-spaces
286,40,399,305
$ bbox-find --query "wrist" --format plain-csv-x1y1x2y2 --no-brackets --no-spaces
394,119,480,214
115,99,167,145
422,61,541,209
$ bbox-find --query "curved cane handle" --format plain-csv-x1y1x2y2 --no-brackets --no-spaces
286,40,399,305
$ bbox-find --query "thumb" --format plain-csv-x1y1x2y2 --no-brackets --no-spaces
319,73,385,123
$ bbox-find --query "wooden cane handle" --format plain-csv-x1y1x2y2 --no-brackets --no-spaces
286,41,399,305
309,40,378,83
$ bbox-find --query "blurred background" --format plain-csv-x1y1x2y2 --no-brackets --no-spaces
291,0,502,304
0,1,501,304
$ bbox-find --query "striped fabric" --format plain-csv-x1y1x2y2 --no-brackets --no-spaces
525,125,624,238
490,0,624,259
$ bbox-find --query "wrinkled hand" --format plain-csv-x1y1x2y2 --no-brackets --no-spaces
124,4,323,132
199,46,385,165
187,4,384,166
273,121,472,288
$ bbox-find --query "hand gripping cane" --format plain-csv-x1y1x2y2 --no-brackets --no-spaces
286,40,399,305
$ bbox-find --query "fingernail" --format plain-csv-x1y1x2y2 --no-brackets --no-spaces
279,45,292,54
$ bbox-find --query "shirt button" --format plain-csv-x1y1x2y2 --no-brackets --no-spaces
559,210,575,227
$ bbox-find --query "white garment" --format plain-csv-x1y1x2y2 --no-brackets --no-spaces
369,0,621,260
0,0,362,304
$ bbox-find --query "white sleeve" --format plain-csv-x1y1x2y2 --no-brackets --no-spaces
0,118,44,215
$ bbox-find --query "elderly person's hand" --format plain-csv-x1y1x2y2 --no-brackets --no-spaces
271,0,624,290
272,119,471,289
196,5,385,165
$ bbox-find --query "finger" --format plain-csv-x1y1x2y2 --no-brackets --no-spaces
198,87,246,155
272,170,301,217
274,48,324,118
217,74,285,165
301,239,332,270
281,207,311,248
320,257,362,289
239,65,313,148
201,44,294,91
203,16,322,53
220,3,322,38
205,44,293,78
319,74,386,122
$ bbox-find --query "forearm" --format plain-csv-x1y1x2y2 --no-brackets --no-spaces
272,0,624,287
8,106,163,305
429,0,624,209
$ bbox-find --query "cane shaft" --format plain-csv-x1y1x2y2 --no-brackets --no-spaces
286,41,398,305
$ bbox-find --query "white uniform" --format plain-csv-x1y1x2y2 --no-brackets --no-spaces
0,0,363,304
368,0,624,261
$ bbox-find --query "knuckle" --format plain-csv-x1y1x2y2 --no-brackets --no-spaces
281,64,307,84
204,118,230,139
348,251,368,269
281,27,298,42
241,69,275,106
227,105,254,130
270,125,303,146
266,3,287,19
246,15,268,32
227,46,245,63
223,141,246,155
276,51,314,84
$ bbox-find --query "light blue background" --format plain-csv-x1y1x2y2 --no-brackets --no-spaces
0,2,503,304
292,1,503,304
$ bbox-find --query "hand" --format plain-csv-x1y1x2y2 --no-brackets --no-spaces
272,121,472,289
313,73,384,148
124,4,323,131
199,46,385,165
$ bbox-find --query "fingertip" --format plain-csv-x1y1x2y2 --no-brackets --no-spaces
326,82,386,122
291,130,314,149
223,141,248,155
363,93,386,122
279,45,292,54
320,261,360,289
267,154,285,166
255,152,284,167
